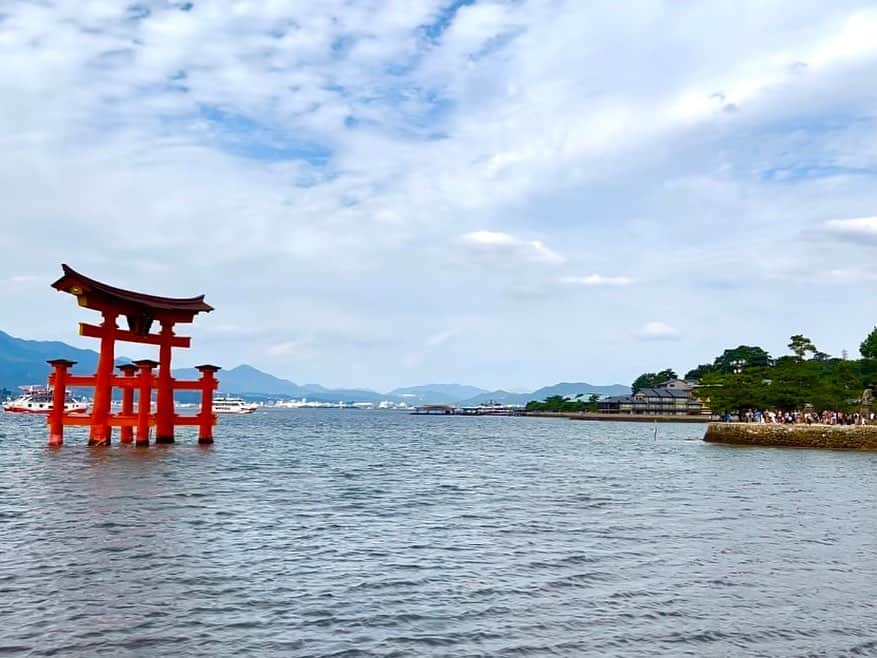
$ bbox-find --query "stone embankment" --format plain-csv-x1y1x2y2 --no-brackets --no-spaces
704,423,877,450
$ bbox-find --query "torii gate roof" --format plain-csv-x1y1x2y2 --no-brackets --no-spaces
52,264,213,322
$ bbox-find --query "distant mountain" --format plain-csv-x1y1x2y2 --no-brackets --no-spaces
172,364,388,403
456,390,525,405
173,364,305,397
389,384,491,404
0,331,383,402
459,382,630,406
530,382,630,399
0,329,630,405
0,330,103,389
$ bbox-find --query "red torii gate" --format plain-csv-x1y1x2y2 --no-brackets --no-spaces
47,264,219,447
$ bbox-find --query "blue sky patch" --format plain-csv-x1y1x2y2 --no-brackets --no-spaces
126,4,150,20
421,0,477,41
762,164,877,182
196,105,332,164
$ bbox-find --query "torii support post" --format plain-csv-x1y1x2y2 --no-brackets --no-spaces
196,365,221,444
118,364,137,444
47,359,76,448
88,311,118,447
155,320,177,444
134,360,158,447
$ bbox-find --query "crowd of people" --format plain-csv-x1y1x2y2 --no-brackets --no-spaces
723,410,875,425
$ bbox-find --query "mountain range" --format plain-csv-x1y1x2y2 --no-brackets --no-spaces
0,330,629,403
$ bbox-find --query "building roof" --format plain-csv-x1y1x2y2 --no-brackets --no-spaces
601,395,636,403
52,264,213,317
636,387,690,398
656,378,695,391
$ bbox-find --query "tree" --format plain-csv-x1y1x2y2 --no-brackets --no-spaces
711,346,772,373
694,368,772,414
632,369,678,392
525,395,587,413
693,356,865,415
788,334,817,360
860,326,877,360
685,363,716,381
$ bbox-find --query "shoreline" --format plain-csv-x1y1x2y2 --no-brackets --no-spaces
703,422,877,450
525,411,711,423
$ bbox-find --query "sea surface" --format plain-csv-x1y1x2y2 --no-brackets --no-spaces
1,410,875,657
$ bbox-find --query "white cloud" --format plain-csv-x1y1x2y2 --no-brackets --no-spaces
637,322,681,341
824,216,877,241
460,231,565,265
404,328,462,368
560,275,634,287
2,2,877,389
817,267,877,283
266,340,313,358
200,323,264,337
8,275,42,284
810,11,877,68
426,329,460,348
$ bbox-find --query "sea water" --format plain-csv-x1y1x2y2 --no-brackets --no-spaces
1,410,875,656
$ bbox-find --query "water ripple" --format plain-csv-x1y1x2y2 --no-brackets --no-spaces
1,411,876,656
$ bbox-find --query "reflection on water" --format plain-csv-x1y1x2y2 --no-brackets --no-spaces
1,410,876,656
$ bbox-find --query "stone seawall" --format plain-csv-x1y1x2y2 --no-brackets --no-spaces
704,423,877,450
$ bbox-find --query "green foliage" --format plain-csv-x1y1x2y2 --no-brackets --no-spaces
685,363,715,380
861,326,877,360
711,345,772,373
526,395,586,413
788,334,817,359
525,393,603,413
632,369,677,393
695,368,770,413
860,357,877,389
694,357,865,414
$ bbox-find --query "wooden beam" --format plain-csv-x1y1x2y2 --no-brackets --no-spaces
172,380,207,391
79,322,191,348
174,415,217,426
57,415,158,428
60,374,208,389
65,375,98,387
56,413,215,428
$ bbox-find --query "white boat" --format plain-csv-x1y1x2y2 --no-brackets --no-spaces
213,395,258,414
2,385,89,414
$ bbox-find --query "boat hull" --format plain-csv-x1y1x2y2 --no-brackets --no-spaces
3,385,90,415
2,404,89,414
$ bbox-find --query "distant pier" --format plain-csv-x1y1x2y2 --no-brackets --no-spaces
411,404,455,415
412,404,525,416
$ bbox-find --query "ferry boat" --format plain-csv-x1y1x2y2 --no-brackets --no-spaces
213,395,258,414
2,386,89,414
458,403,525,416
412,402,525,416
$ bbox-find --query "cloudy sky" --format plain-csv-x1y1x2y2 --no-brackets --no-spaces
3,1,877,392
